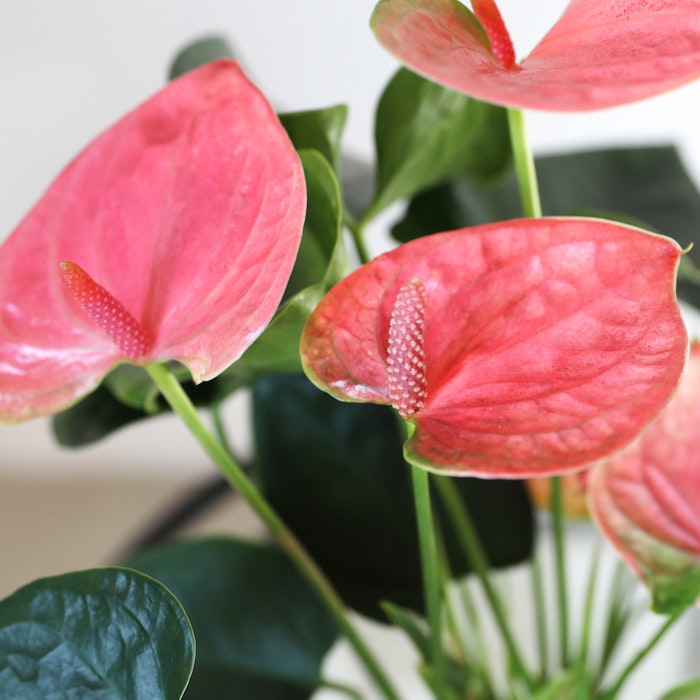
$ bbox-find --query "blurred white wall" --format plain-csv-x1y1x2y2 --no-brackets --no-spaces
1,0,700,477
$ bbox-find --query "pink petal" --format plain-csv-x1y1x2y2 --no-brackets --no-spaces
371,0,700,111
589,342,700,612
301,218,687,476
0,60,305,422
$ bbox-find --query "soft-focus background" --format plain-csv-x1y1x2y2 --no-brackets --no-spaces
2,2,700,697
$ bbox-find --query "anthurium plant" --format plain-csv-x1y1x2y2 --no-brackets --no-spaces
2,1,700,698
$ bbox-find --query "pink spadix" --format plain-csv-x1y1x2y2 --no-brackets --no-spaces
60,262,150,362
387,277,428,417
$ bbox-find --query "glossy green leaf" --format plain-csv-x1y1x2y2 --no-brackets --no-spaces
127,537,338,700
391,145,700,304
169,36,235,79
0,568,194,699
52,365,218,447
252,373,533,619
363,68,510,223
52,383,150,446
280,106,348,174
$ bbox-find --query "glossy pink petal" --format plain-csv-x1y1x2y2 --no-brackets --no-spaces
371,0,700,111
301,218,687,477
0,60,305,422
589,342,700,613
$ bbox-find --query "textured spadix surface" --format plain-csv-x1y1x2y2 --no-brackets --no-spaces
301,218,687,476
589,342,700,613
371,0,700,111
0,60,305,422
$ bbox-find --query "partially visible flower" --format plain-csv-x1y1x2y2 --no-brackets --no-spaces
0,60,305,422
301,218,687,477
371,0,700,111
589,341,700,614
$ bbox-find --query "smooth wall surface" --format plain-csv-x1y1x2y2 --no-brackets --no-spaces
2,0,700,476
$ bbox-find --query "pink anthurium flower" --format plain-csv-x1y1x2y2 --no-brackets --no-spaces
0,60,305,423
589,341,700,614
301,218,687,477
371,0,700,111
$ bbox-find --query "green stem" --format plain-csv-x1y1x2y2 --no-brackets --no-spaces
551,476,570,668
411,466,448,700
507,108,542,219
578,546,601,670
434,475,533,692
601,613,682,700
530,555,549,680
145,362,400,700
344,211,371,264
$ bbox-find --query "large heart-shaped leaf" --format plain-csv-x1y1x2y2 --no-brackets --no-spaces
252,373,533,619
127,537,338,700
0,568,194,699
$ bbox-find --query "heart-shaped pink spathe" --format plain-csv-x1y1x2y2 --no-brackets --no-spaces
589,342,700,612
301,218,687,477
0,60,306,423
371,0,700,111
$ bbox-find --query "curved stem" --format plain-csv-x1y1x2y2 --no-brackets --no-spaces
344,211,371,264
145,362,400,700
434,475,534,692
411,466,449,699
507,108,542,219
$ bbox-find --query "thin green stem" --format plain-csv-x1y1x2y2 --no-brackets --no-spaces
551,476,570,668
530,555,549,680
145,362,400,700
507,108,542,219
601,613,682,700
412,466,448,700
344,211,371,264
434,475,534,692
578,546,601,670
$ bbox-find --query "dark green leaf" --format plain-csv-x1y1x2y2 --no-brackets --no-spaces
391,145,700,305
252,374,533,620
0,568,194,700
52,364,219,447
169,36,235,79
127,537,338,700
52,383,149,446
364,68,510,223
280,106,348,174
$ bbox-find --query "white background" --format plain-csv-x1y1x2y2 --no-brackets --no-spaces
2,0,700,477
